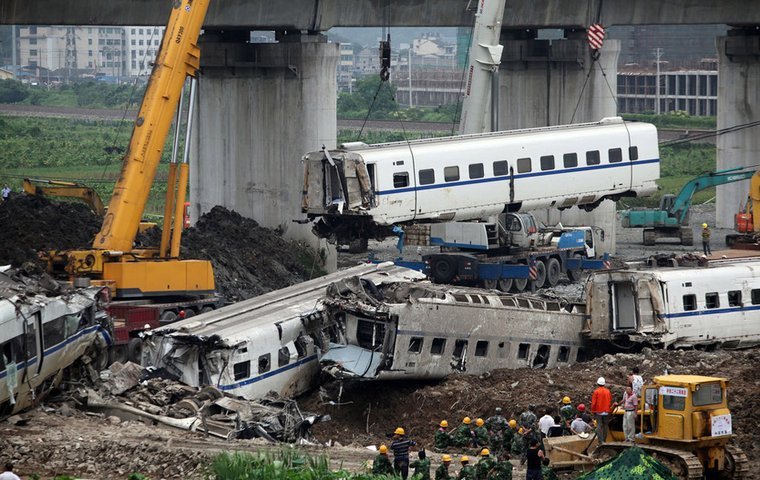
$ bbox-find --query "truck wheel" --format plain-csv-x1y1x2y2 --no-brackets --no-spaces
511,278,528,292
348,238,369,253
643,230,656,246
431,256,457,283
200,306,214,314
182,308,196,319
544,258,561,287
481,279,498,289
127,338,143,364
497,278,513,292
159,310,178,325
680,227,694,246
533,260,547,288
109,345,128,365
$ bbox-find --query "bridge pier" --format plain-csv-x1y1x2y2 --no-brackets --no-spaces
189,32,339,270
499,30,621,253
716,29,760,228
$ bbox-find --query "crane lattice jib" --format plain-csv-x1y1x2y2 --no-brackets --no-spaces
93,0,209,251
670,168,756,225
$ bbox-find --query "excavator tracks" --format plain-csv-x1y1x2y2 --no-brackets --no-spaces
595,442,704,480
725,445,749,480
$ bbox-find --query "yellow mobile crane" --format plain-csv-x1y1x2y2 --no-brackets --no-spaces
48,0,216,315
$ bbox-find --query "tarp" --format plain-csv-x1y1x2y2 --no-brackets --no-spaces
577,447,679,480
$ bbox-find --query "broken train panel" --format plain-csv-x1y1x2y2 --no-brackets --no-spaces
586,259,760,348
0,272,111,418
321,279,588,380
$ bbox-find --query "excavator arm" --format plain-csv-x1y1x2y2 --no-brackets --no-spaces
668,167,757,224
23,178,105,216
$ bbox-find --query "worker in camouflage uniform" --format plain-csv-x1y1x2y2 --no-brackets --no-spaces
436,455,453,480
492,454,514,480
435,420,452,451
485,407,508,433
510,428,525,461
410,449,431,480
518,405,539,465
501,420,518,453
373,445,394,475
475,448,496,480
541,458,559,480
453,417,475,447
473,418,489,447
559,396,575,434
457,456,476,480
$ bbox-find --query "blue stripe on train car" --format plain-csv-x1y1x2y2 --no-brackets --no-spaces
218,354,319,391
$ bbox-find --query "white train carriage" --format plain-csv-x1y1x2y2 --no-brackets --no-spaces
0,273,111,418
586,259,760,348
303,117,659,243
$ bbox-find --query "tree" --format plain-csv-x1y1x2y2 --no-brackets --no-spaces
337,75,398,119
0,79,29,103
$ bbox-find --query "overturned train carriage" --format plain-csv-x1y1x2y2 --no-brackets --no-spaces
321,279,589,380
586,259,760,348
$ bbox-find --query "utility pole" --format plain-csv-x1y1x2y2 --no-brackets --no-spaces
408,48,413,108
654,47,663,115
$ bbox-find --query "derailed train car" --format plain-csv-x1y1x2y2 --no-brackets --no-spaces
0,271,111,418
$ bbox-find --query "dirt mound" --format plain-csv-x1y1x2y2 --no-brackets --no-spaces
302,348,760,474
0,194,102,268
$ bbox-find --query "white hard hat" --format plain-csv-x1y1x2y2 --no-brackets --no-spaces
597,377,606,386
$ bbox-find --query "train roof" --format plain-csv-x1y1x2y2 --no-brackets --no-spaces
152,263,426,346
336,117,654,152
599,258,760,282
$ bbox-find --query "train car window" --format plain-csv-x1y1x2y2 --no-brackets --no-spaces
258,353,271,374
576,348,588,362
586,150,600,165
517,158,532,173
43,317,66,349
0,349,4,371
64,313,80,338
419,169,435,185
540,155,555,171
469,163,484,179
233,360,250,381
493,160,509,176
728,290,742,307
752,289,760,305
563,153,578,168
393,172,409,188
474,340,489,357
278,346,290,367
629,146,639,160
705,292,720,309
25,322,37,360
453,339,468,357
431,338,446,355
609,148,623,163
444,166,460,182
517,343,530,359
408,337,424,354
558,346,570,362
682,294,697,311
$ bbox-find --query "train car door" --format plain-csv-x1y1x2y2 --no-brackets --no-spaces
381,160,417,221
27,313,42,376
611,281,637,331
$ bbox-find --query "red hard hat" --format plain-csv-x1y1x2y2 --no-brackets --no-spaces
577,403,586,412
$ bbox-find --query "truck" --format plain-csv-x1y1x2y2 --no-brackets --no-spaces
621,167,758,246
400,212,610,291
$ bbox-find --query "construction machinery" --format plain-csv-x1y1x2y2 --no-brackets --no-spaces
46,0,220,321
726,170,760,248
545,375,747,479
621,167,758,246
23,177,106,216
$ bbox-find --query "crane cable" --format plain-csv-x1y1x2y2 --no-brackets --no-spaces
659,119,760,147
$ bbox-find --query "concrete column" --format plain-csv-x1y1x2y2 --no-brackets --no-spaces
499,30,621,254
189,32,339,270
716,31,760,228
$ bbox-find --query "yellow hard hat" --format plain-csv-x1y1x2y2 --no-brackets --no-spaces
461,456,470,464
463,417,472,425
702,223,708,228
379,445,388,454
562,396,571,404
509,419,517,428
394,427,405,436
442,454,452,463
440,420,449,428
480,448,490,457
518,427,524,434
475,418,484,427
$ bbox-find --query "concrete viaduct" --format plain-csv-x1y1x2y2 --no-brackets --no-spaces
3,1,759,261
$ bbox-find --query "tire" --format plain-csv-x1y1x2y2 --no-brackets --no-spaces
511,277,528,292
109,345,128,365
643,229,656,246
348,238,369,253
431,256,457,283
533,260,547,289
481,279,498,289
182,308,196,319
544,257,561,287
159,310,178,325
127,337,143,364
497,278,513,292
566,254,584,283
200,306,215,314
91,346,110,371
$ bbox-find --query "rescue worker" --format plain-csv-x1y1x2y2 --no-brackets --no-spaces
485,407,508,432
373,445,394,475
502,420,518,453
541,458,559,480
525,439,545,480
473,418,489,447
591,377,612,444
518,406,538,464
475,448,496,480
510,427,525,457
458,456,476,480
436,420,452,451
492,454,514,480
453,417,475,447
410,449,432,480
436,454,453,480
559,397,575,434
391,426,417,479
702,223,712,256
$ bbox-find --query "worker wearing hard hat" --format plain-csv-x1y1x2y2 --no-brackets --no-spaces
452,417,474,447
591,377,612,444
473,418,489,447
372,444,394,475
390,426,417,479
409,449,431,480
475,448,496,479
435,454,452,480
458,456,476,480
559,396,576,433
435,419,452,451
701,223,712,256
502,419,518,453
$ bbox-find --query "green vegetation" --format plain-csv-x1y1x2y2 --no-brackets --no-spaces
338,129,450,145
622,111,716,129
0,79,146,109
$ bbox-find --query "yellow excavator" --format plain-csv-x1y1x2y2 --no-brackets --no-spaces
545,375,747,479
23,177,106,216
46,0,215,305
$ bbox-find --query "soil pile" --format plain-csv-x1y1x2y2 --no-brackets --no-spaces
303,348,760,471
